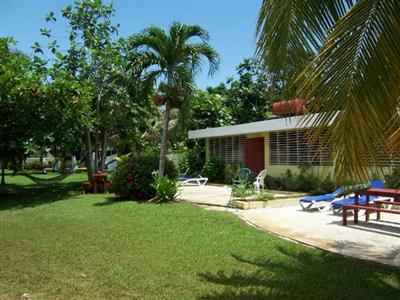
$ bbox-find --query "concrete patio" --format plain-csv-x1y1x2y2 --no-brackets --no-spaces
179,184,231,206
179,184,400,267
240,206,400,267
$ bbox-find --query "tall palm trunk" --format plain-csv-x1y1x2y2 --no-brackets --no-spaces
159,101,171,177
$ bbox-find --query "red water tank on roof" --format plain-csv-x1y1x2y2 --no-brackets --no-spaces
272,99,308,116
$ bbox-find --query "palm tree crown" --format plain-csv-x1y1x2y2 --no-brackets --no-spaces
129,21,220,177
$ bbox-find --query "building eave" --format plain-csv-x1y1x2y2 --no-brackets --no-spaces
188,113,334,139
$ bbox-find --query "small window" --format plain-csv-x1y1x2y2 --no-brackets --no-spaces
269,130,333,166
208,136,245,164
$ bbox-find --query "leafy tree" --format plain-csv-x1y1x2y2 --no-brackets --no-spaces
129,21,220,177
0,37,44,185
189,90,232,130
36,0,154,179
225,58,273,124
38,77,92,170
256,0,400,183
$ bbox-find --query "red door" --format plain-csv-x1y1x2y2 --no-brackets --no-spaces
244,137,265,173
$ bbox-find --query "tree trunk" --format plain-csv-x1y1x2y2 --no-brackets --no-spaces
159,101,171,177
60,153,66,173
94,132,99,173
94,91,102,174
1,160,5,186
39,150,44,170
85,129,94,181
100,130,107,172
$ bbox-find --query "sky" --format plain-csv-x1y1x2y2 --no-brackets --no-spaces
0,0,262,89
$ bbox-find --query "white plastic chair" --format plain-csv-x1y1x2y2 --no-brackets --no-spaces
253,169,267,194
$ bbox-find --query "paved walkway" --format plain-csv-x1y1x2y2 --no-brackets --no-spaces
179,184,231,206
179,185,400,267
240,206,400,267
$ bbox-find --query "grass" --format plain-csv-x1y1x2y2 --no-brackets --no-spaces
1,173,399,299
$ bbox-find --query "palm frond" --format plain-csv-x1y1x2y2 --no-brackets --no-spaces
129,26,168,58
299,0,400,183
183,43,220,77
255,0,354,91
387,97,400,155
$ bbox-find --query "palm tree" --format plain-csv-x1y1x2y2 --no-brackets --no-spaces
129,22,220,177
256,0,400,183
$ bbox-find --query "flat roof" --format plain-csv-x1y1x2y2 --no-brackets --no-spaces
188,113,328,139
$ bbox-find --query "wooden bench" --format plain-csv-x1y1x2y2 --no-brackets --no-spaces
342,204,400,225
373,200,400,207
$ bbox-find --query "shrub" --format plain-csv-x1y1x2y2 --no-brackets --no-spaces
224,164,242,184
264,174,284,190
257,192,274,202
111,151,178,200
177,146,205,177
232,180,252,199
201,156,225,183
264,165,335,195
24,159,42,170
385,167,400,188
151,171,180,202
320,174,336,193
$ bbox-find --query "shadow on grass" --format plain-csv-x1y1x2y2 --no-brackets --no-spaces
92,196,127,206
0,179,84,211
198,246,400,299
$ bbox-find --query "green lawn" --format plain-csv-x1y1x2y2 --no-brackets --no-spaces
0,173,399,299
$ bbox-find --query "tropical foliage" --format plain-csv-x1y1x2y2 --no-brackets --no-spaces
0,38,91,184
111,150,178,200
151,171,180,202
201,156,225,183
34,0,156,180
264,165,336,195
188,90,233,130
129,22,220,177
256,0,400,183
0,37,44,184
224,58,273,124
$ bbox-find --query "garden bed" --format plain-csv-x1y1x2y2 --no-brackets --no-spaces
231,190,308,210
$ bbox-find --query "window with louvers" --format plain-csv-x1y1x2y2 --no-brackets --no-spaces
269,130,333,166
208,136,245,164
365,146,400,167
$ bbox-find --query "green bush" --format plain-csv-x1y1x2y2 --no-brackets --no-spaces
111,151,178,200
320,174,336,193
24,159,42,170
257,192,274,202
264,165,336,195
385,167,400,188
201,156,225,183
224,164,242,184
232,180,252,199
151,171,180,202
177,146,205,177
264,174,284,190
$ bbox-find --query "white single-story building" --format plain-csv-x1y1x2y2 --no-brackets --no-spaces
188,113,396,178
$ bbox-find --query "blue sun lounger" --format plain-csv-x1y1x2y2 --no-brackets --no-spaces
330,180,385,213
299,187,344,211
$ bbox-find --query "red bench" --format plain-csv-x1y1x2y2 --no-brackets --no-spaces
342,203,400,225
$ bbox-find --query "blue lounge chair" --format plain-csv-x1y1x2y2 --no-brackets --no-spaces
330,180,384,213
299,187,344,211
